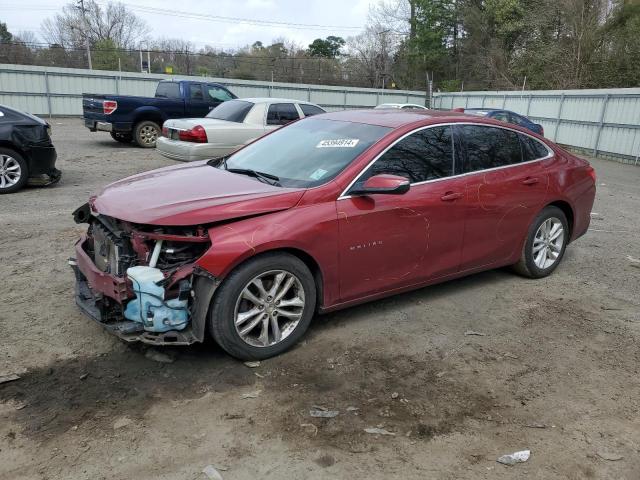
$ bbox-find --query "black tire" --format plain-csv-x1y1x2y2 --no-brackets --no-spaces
512,206,569,278
133,120,160,148
0,147,28,194
209,252,317,360
110,131,133,144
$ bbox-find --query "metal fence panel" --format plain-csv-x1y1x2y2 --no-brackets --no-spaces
0,63,427,118
434,89,640,161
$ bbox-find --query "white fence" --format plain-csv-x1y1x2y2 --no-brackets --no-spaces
0,63,427,116
433,89,640,163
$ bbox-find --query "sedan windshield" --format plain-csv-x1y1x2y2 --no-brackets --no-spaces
223,118,391,188
206,100,254,123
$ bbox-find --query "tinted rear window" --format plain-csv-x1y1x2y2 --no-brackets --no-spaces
206,100,254,123
155,82,181,99
460,125,522,172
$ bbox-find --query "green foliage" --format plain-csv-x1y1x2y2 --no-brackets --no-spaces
308,36,345,58
0,22,13,43
92,38,119,70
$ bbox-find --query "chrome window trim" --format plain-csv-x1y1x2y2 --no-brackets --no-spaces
337,122,553,200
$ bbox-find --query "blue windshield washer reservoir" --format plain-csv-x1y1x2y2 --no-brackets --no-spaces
123,266,189,332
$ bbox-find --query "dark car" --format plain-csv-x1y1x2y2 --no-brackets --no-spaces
70,109,595,360
0,104,59,194
83,80,237,148
453,108,544,136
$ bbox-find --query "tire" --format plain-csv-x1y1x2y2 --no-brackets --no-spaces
512,206,569,278
110,131,133,144
209,252,317,360
0,148,28,194
133,120,160,148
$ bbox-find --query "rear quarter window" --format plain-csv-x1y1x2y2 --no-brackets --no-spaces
520,134,550,161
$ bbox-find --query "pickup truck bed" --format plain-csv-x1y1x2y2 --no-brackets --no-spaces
82,80,236,148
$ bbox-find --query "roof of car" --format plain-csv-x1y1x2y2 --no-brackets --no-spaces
235,97,320,105
317,109,469,128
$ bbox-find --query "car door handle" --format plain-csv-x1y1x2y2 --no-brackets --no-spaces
522,177,540,185
441,191,463,202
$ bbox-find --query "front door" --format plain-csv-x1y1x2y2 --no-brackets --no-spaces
337,125,467,302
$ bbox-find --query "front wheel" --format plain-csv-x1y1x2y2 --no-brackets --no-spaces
209,253,316,360
513,206,569,278
133,120,160,148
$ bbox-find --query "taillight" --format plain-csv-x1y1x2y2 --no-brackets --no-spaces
586,165,596,183
178,125,208,143
161,126,168,137
452,107,464,112
103,100,117,115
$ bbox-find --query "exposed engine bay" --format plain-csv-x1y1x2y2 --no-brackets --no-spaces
69,202,218,345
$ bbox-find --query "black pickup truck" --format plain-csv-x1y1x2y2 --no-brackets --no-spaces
82,80,237,148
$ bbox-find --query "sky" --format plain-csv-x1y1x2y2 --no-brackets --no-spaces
2,0,374,50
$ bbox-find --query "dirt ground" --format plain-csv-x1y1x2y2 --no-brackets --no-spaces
1,118,639,480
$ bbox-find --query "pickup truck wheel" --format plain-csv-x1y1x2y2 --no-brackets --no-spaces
209,253,316,360
110,132,133,144
133,121,160,148
0,148,28,194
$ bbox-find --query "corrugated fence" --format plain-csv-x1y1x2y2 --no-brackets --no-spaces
0,63,427,116
434,89,640,164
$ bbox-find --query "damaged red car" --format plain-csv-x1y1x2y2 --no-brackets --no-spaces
70,110,596,360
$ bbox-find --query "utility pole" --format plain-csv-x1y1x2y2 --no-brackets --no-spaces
76,0,92,69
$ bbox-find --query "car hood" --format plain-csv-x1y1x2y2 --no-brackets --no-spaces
91,161,304,226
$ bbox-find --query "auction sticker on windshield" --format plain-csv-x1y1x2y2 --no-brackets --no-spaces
309,168,328,180
316,139,360,148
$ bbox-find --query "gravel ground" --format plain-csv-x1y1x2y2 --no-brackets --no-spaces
1,118,639,480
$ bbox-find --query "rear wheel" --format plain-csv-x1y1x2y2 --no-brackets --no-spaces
133,120,160,148
0,148,28,194
110,131,133,144
209,253,316,360
513,206,568,278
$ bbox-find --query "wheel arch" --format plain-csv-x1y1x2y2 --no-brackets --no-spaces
546,199,574,239
132,107,166,127
215,246,325,311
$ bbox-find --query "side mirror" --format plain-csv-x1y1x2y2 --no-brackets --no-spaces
350,174,410,196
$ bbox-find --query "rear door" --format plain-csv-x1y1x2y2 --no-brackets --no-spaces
337,125,467,302
456,124,550,270
185,83,210,117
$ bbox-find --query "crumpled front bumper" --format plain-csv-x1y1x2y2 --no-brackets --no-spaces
70,235,217,346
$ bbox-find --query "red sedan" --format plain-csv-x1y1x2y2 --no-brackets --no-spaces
71,109,596,360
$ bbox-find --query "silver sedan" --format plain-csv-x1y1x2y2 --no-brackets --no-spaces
157,98,325,161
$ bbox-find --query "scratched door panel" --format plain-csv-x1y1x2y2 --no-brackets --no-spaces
336,176,467,302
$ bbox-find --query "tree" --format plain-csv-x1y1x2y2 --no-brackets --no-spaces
92,38,119,70
0,22,13,43
41,1,149,49
308,36,346,58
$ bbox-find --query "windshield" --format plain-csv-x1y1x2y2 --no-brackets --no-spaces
224,118,391,188
206,100,254,123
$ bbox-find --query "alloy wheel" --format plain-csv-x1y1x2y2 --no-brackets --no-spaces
0,154,21,189
234,269,306,348
140,125,158,145
532,217,564,269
